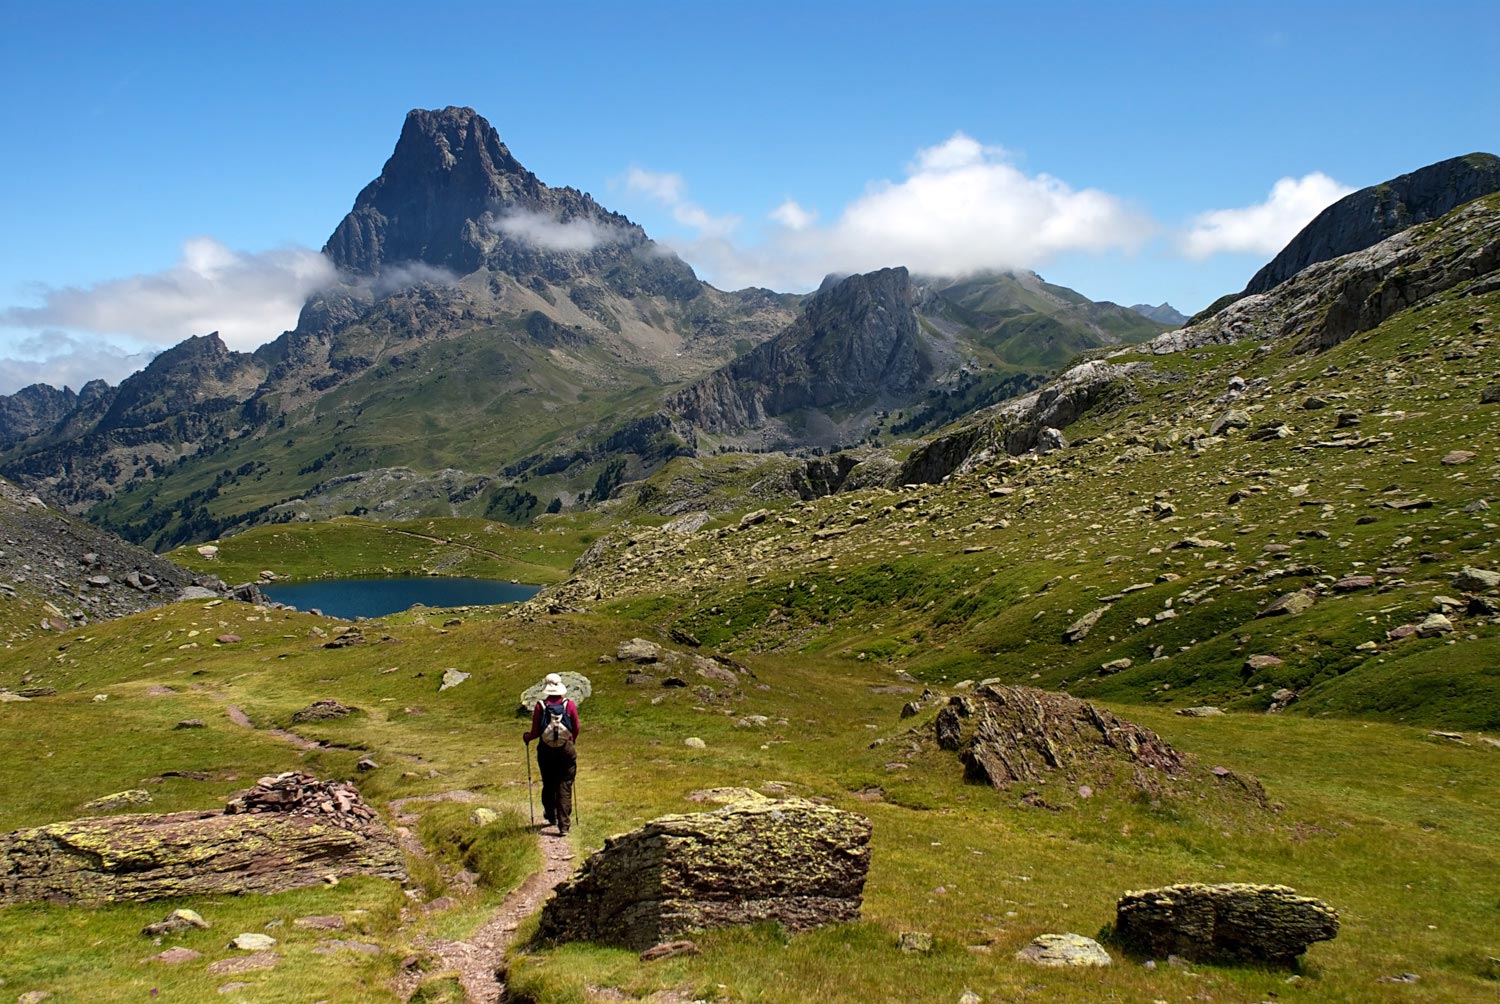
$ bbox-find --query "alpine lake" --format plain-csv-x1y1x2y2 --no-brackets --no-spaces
260,576,540,619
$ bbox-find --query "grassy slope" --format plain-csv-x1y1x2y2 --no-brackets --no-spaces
166,516,594,584
556,277,1500,731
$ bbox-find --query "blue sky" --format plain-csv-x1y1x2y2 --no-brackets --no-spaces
1,0,1496,392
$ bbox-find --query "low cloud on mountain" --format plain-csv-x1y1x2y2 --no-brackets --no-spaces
0,238,336,392
490,208,628,252
624,133,1157,291
2,238,336,350
1181,172,1354,259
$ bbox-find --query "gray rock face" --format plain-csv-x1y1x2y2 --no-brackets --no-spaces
1257,590,1316,618
1453,566,1500,591
1115,883,1339,965
1243,153,1500,297
323,106,698,297
537,798,871,950
670,268,930,436
0,383,78,448
900,360,1143,484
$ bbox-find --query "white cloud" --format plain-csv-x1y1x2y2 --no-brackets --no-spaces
625,168,742,239
770,199,816,231
365,261,460,297
0,331,157,395
623,133,1155,291
1181,173,1354,259
1,237,337,350
490,208,624,252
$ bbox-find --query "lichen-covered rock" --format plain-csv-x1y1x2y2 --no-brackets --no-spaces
1115,883,1339,965
537,798,871,950
617,638,663,663
81,789,153,812
1257,590,1316,618
1014,933,1112,967
0,796,403,906
517,671,593,713
931,686,1266,808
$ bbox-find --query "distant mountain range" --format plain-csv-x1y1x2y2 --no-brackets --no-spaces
1128,302,1187,326
26,109,1489,553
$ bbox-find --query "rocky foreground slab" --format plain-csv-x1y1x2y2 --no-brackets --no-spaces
0,773,402,905
537,798,871,950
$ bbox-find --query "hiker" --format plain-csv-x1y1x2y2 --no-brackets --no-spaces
522,672,579,835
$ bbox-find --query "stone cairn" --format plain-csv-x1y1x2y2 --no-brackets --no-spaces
225,772,377,831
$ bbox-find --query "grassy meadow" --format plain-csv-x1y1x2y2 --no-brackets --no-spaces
0,590,1495,1003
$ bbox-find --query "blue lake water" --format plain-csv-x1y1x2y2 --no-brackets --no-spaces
261,577,541,619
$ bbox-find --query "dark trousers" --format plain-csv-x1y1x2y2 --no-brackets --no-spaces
536,741,576,830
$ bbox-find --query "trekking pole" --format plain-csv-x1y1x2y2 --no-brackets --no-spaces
524,738,535,826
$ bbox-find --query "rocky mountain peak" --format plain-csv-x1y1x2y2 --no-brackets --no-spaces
322,106,537,275
99,331,264,432
668,266,928,439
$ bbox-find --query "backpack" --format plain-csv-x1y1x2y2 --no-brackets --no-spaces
539,701,573,748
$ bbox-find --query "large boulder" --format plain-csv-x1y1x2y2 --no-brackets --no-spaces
932,686,1266,807
517,671,593,714
1114,883,1339,965
0,773,402,906
537,798,871,950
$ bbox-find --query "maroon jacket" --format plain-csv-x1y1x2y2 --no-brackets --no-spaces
523,697,580,742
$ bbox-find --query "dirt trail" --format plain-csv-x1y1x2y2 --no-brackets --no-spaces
389,791,576,1003
221,703,576,1001
224,703,331,751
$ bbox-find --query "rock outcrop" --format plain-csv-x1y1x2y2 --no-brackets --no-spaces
1114,883,1339,965
0,779,402,906
536,798,871,950
899,360,1143,484
932,685,1266,806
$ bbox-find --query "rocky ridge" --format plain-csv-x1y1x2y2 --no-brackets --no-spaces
1243,152,1500,299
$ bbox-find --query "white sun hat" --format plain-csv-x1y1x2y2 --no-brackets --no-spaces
543,672,567,697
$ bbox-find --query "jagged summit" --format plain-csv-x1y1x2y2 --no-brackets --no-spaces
320,105,691,292
324,107,534,274
1243,152,1500,297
